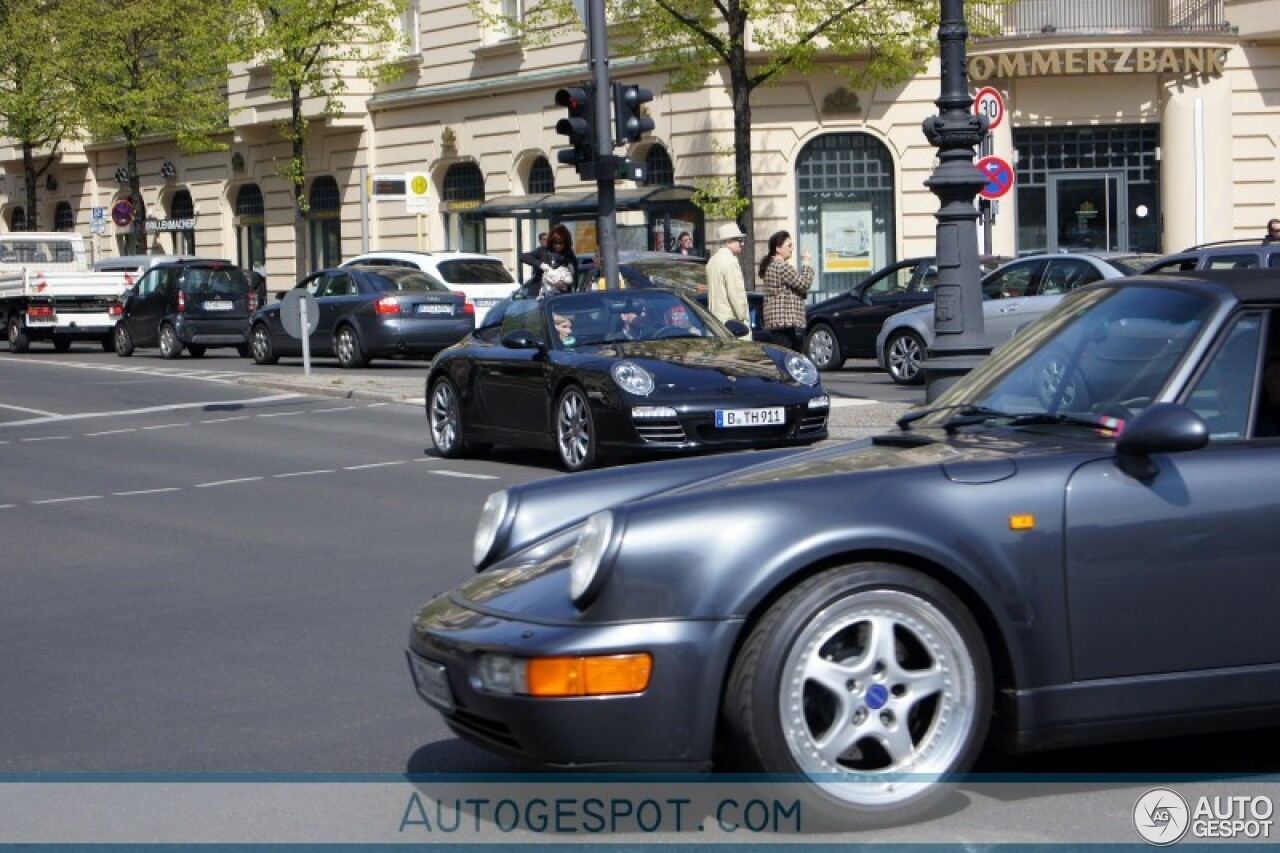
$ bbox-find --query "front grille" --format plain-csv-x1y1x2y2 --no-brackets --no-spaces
447,708,521,750
634,417,686,444
799,413,828,435
695,423,791,442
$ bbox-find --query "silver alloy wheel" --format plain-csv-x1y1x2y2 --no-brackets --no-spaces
556,388,592,469
777,588,979,808
886,332,923,384
808,326,836,369
429,379,460,455
336,326,364,367
159,324,181,358
251,326,271,363
114,324,133,356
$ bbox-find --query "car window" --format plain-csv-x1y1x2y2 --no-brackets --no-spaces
319,273,354,297
499,299,546,342
302,274,324,297
184,266,249,296
629,260,707,296
366,269,449,292
866,264,914,296
1145,256,1199,274
983,261,1039,299
435,259,515,284
1270,254,1280,269
1038,259,1102,295
1184,313,1264,441
136,269,163,296
1205,253,1259,270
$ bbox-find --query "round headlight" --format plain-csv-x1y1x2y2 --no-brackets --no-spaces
473,490,510,567
611,360,655,396
784,352,819,386
569,510,614,606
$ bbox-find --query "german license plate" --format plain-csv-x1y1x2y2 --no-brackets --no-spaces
408,653,455,711
417,304,453,315
715,407,784,428
203,300,233,311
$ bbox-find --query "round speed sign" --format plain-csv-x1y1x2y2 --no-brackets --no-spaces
973,86,1005,131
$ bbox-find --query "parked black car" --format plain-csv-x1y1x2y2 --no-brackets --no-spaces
113,259,254,358
248,265,472,368
409,269,1280,828
1142,238,1280,273
427,288,828,471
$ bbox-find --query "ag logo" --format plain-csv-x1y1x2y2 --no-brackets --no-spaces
1134,787,1190,845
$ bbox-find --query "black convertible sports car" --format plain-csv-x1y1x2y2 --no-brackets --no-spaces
426,289,829,471
409,270,1280,827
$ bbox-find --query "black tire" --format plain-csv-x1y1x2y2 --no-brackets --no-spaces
7,316,29,353
723,563,992,829
114,323,134,357
187,344,207,358
884,329,927,386
335,325,368,368
554,385,599,472
53,338,72,353
805,323,845,372
158,323,183,359
427,376,489,458
250,324,278,365
236,343,250,358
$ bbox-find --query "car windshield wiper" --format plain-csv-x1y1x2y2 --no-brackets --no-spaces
896,404,1012,431
941,410,1118,434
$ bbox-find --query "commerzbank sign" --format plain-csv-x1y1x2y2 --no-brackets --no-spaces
969,47,1228,81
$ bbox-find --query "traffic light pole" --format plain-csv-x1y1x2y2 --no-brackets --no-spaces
586,0,619,289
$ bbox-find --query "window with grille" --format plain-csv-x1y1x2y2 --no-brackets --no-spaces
310,176,342,269
234,184,265,271
529,157,554,194
645,145,674,186
53,202,74,231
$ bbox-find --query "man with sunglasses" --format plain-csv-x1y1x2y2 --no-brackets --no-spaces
706,222,751,337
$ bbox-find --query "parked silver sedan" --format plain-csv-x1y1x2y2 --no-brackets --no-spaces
875,252,1157,384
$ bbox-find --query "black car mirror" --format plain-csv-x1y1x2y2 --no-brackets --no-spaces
1115,403,1209,477
724,319,750,338
502,329,546,351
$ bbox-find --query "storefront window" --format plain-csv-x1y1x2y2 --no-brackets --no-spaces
53,202,74,232
796,133,896,303
526,156,554,250
234,184,266,273
443,163,485,253
309,176,342,270
170,190,195,254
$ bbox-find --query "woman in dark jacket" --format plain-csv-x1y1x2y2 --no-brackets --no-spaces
759,229,815,352
519,224,578,298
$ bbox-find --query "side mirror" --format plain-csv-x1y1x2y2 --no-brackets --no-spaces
273,291,288,301
1115,403,1209,477
502,329,546,350
724,319,750,338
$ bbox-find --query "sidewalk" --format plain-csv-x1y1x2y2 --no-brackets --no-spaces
235,372,913,442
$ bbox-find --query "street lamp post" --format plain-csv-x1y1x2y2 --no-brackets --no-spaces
921,0,990,401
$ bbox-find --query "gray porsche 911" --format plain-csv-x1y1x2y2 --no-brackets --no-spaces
408,269,1280,827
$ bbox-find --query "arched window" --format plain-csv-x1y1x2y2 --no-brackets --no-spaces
645,145,674,186
795,133,896,302
234,184,266,273
443,162,485,253
169,190,195,254
53,202,74,232
309,176,342,269
528,157,555,194
11,206,26,231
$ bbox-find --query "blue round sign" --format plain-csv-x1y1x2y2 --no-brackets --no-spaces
111,199,134,228
976,155,1015,200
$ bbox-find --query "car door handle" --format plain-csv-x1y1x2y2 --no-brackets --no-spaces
999,304,1021,313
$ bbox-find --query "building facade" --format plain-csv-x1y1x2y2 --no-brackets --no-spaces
0,0,1276,303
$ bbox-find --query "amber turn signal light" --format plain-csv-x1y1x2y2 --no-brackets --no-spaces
526,654,652,697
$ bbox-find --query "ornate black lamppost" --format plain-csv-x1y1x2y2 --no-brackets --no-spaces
921,0,990,401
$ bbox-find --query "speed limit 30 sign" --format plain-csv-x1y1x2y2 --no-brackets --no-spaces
973,86,1005,131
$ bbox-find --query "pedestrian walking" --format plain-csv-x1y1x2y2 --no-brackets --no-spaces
520,224,578,298
759,230,814,352
706,223,751,334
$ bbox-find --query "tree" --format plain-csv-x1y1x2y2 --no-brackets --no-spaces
57,0,240,252
243,0,406,280
0,0,80,231
475,0,1005,277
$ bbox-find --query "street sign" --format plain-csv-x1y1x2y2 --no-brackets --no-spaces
976,155,1015,200
90,220,106,236
111,200,134,228
91,207,105,222
973,86,1005,131
280,289,319,339
405,172,430,214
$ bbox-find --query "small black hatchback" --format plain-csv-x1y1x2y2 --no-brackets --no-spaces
113,259,255,358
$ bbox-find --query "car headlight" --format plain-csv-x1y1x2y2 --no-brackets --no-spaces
568,510,614,607
611,360,654,396
784,352,819,386
473,490,510,568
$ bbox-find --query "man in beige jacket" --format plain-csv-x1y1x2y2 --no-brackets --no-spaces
706,222,751,335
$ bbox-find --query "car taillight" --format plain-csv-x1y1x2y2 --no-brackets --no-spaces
27,305,55,319
462,302,474,316
375,296,400,315
109,303,122,317
177,290,186,313
248,292,258,312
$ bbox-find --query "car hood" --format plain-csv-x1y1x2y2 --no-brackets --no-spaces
577,337,793,382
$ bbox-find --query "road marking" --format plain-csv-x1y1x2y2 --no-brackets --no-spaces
85,428,138,437
113,487,182,497
0,402,60,416
21,436,69,442
142,423,188,431
343,461,407,470
0,393,302,428
194,477,264,488
272,469,335,478
0,504,15,509
199,416,251,424
828,397,882,408
310,406,359,414
431,470,499,480
32,495,102,505
256,411,306,418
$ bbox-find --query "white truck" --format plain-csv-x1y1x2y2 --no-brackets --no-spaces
0,233,133,352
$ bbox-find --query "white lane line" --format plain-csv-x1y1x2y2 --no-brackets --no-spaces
828,397,882,408
365,402,391,408
0,504,15,509
0,394,304,428
0,402,61,416
32,495,102,505
310,406,359,414
431,470,499,480
113,487,182,497
272,470,334,478
21,436,69,442
194,477,264,488
199,416,251,424
343,461,407,470
85,428,138,437
142,423,188,431
256,411,306,418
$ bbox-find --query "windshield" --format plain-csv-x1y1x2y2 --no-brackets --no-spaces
543,289,730,349
436,259,515,285
365,269,449,292
628,260,707,296
909,284,1217,429
183,266,249,295
1109,254,1163,275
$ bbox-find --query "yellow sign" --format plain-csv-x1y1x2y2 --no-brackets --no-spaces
410,175,429,195
406,171,430,214
969,47,1227,81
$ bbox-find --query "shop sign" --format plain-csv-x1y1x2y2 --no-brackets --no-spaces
443,199,482,212
969,47,1227,81
144,218,196,232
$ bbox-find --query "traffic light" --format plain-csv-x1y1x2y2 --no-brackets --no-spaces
613,83,655,144
554,85,596,175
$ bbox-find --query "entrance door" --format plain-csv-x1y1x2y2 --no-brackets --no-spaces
1048,172,1127,253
